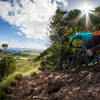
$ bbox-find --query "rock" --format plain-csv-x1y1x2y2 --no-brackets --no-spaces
47,80,64,94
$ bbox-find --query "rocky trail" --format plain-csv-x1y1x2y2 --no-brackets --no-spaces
8,67,100,100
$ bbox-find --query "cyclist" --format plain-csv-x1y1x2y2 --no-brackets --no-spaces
70,31,100,64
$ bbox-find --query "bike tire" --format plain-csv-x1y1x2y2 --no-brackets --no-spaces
68,55,81,73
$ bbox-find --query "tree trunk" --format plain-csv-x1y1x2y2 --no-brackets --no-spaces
57,44,63,70
2,49,6,58
57,57,63,70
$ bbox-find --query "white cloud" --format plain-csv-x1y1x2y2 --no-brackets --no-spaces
0,0,68,39
56,0,68,7
16,32,22,36
0,40,47,50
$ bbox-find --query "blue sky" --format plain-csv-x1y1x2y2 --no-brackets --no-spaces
0,16,49,50
0,0,100,50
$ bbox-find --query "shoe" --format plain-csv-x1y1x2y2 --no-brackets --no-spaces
88,58,97,66
88,62,97,66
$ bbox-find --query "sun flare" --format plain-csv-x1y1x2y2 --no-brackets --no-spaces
73,3,95,30
80,4,94,15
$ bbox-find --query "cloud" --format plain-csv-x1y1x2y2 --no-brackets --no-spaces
0,0,68,39
16,32,22,36
0,40,47,50
56,0,68,7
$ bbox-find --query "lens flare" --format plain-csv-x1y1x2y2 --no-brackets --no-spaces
80,4,93,15
71,3,96,30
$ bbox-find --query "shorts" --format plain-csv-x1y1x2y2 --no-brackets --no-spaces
86,36,100,50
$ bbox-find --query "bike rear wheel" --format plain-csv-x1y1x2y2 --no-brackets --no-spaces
68,55,81,73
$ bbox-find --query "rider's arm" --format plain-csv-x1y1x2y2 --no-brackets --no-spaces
70,33,81,46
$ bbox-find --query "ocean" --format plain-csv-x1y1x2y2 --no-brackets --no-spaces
6,48,43,53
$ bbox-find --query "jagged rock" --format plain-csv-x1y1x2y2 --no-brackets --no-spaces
47,80,64,94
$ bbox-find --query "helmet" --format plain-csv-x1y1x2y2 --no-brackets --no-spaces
76,32,80,34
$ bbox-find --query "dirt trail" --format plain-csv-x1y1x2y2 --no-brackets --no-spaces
8,67,100,100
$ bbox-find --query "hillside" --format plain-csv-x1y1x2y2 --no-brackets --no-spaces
8,65,100,100
0,51,41,99
5,51,40,60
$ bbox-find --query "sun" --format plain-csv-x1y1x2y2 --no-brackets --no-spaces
73,3,95,30
80,4,94,15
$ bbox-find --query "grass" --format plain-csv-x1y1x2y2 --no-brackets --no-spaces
0,72,23,98
46,64,56,70
19,57,29,60
0,51,41,98
24,62,40,76
6,51,40,61
15,61,40,76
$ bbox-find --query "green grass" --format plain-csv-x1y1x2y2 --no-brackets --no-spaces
19,57,29,60
0,72,23,98
15,61,40,75
46,64,56,70
5,51,40,61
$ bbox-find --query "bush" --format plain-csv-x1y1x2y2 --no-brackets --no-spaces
0,56,16,79
33,48,49,62
14,73,23,81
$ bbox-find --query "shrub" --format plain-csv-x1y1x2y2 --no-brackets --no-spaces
14,73,23,81
33,48,49,62
0,56,16,79
30,72,36,77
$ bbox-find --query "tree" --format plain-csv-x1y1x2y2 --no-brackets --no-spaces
0,56,16,80
2,43,8,58
0,49,3,57
49,8,69,70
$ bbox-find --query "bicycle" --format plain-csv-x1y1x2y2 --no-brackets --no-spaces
67,44,100,73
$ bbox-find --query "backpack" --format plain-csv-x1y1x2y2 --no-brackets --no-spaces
93,31,100,37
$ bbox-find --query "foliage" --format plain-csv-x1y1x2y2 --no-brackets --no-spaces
0,49,3,53
0,72,23,98
0,56,16,79
1,43,8,58
33,48,49,62
2,43,8,50
13,73,23,81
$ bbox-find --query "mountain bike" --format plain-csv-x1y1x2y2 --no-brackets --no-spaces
67,45,100,72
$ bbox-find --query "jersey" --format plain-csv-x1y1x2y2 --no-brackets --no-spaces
70,32,93,45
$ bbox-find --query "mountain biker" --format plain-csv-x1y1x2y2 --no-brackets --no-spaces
86,31,100,56
70,31,100,61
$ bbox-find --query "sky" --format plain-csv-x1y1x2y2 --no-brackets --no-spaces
0,0,100,51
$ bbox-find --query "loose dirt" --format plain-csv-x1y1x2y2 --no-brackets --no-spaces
8,67,100,100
